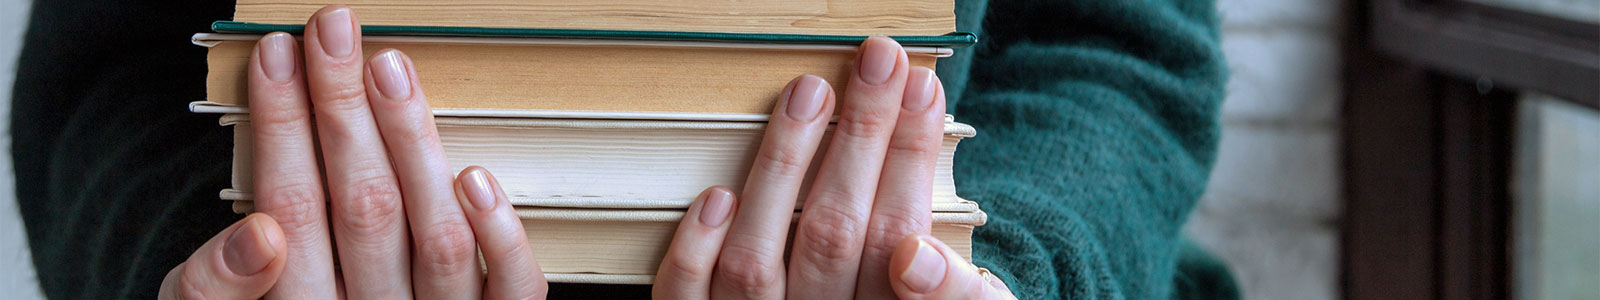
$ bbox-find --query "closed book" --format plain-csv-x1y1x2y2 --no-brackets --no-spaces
230,201,986,283
229,0,955,36
195,32,959,114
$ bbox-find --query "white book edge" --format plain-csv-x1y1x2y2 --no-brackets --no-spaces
196,103,976,136
230,199,987,225
223,189,983,214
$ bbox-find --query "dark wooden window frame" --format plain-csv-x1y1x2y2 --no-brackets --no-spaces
1369,0,1598,108
1343,0,1597,300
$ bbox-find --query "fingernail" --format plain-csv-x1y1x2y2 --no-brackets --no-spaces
903,67,936,111
368,50,412,100
224,216,278,276
316,7,355,58
900,238,946,293
785,75,828,121
857,37,901,85
698,188,734,226
462,168,496,211
259,33,296,82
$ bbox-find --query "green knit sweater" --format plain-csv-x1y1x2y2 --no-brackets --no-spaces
12,0,1233,298
942,0,1231,299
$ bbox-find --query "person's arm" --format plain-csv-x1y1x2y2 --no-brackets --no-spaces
941,0,1227,298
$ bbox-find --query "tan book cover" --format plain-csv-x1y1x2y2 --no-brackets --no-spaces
199,34,944,115
231,0,955,36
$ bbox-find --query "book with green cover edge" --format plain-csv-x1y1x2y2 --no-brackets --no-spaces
212,21,977,48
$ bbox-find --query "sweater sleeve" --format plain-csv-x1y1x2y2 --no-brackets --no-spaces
937,0,1227,298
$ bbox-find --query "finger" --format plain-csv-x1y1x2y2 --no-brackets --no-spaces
455,167,548,300
304,5,413,298
654,186,738,300
364,48,482,299
983,269,1017,298
160,214,289,300
855,67,946,299
889,235,1017,300
245,31,339,299
711,75,834,299
788,36,909,299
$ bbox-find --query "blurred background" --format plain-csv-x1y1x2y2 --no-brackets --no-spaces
1,0,40,298
1,0,1595,299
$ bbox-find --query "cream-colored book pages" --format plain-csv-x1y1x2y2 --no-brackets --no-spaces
541,274,655,285
203,38,941,114
233,201,983,282
231,0,955,36
231,124,252,190
195,100,776,121
195,100,782,121
222,114,978,212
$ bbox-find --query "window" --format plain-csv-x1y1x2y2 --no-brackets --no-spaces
1512,94,1599,300
1344,0,1598,299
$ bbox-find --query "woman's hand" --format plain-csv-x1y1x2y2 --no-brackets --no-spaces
158,5,547,299
652,37,1017,299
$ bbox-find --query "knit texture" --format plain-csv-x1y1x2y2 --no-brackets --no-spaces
938,0,1232,298
11,0,1235,298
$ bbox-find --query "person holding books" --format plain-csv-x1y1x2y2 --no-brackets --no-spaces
138,5,1017,299
13,0,1236,299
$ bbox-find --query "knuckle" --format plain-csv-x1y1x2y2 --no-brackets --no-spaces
754,147,810,176
313,84,368,110
388,120,443,150
796,208,866,264
263,80,305,99
491,238,535,269
249,107,313,138
714,245,782,295
864,215,927,257
869,213,928,241
336,177,404,235
415,223,479,277
810,186,869,204
835,109,896,141
255,186,324,234
176,263,213,300
885,134,940,159
660,256,711,281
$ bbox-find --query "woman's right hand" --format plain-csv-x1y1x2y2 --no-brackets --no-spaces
651,37,1016,300
157,5,547,299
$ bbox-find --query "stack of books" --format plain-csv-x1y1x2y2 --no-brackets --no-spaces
190,0,984,284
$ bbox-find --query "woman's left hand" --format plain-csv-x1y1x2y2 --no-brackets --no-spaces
651,36,1017,300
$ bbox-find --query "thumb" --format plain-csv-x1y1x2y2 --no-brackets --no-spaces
159,213,288,300
889,235,1017,300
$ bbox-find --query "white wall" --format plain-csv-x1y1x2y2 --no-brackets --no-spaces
0,0,44,298
1183,0,1344,299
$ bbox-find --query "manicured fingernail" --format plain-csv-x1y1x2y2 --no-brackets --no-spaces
903,67,936,110
901,238,946,293
462,168,497,211
259,33,296,82
857,36,901,85
224,216,278,276
316,7,355,58
785,75,829,121
698,188,734,226
368,50,412,100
